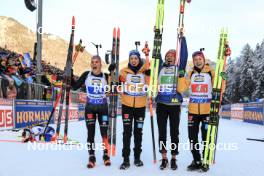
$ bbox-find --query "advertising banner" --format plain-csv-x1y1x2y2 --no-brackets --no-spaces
53,103,79,123
231,103,244,120
14,100,53,129
78,104,85,121
0,99,14,130
243,102,264,125
220,104,231,120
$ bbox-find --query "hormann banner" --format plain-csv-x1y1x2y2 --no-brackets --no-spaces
243,102,264,125
14,100,53,129
231,103,244,120
220,104,231,120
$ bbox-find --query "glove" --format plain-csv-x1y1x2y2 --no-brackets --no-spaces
108,63,116,72
220,72,227,80
179,69,185,78
119,75,126,83
144,69,151,76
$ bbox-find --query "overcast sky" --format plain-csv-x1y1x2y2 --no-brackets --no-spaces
1,0,264,62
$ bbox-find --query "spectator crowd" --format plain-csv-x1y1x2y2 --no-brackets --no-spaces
0,47,77,100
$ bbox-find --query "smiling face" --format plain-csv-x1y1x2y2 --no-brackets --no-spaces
165,52,176,65
193,55,205,69
90,56,102,75
129,55,140,67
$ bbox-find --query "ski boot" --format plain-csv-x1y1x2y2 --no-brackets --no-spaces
199,164,209,172
187,160,202,171
103,154,111,166
120,157,130,170
87,155,96,169
134,157,144,167
159,158,168,170
170,158,178,170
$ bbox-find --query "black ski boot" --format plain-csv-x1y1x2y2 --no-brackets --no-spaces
87,155,96,169
120,157,130,170
187,160,202,171
199,164,209,172
103,154,111,166
159,158,168,170
134,157,144,167
170,158,178,170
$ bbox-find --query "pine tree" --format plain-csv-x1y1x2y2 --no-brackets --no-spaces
252,40,264,100
223,58,240,103
237,44,255,102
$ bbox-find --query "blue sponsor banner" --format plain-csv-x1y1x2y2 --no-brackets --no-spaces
243,102,264,125
221,104,231,120
78,104,85,121
14,100,54,129
23,53,31,67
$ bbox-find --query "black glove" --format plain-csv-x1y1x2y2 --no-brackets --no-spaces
108,63,116,72
144,69,151,76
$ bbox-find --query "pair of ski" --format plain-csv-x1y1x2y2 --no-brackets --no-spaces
145,0,166,164
43,16,84,144
107,27,120,157
145,0,190,163
203,29,231,169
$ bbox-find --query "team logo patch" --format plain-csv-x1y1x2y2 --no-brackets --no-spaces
191,84,208,93
137,123,143,129
87,114,93,119
124,114,129,119
91,78,102,85
171,98,179,103
164,67,174,74
194,75,205,82
102,115,108,122
130,76,141,83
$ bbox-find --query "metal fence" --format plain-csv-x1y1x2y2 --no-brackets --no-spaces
0,76,84,104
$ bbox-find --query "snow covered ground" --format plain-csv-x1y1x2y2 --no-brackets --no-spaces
0,107,264,176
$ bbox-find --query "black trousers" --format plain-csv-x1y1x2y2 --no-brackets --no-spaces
188,113,209,162
121,104,145,159
156,103,181,155
85,104,109,155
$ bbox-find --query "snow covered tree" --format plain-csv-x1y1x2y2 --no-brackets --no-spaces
252,40,264,100
237,44,255,102
222,39,264,103
223,58,240,103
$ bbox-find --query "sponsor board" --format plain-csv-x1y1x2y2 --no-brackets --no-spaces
0,99,14,130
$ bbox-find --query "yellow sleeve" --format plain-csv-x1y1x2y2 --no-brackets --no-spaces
177,71,192,93
177,77,188,94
